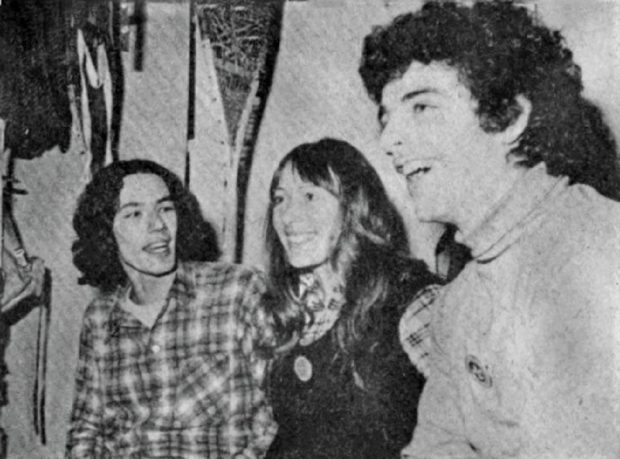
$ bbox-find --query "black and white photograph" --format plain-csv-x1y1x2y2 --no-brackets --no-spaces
1,0,619,457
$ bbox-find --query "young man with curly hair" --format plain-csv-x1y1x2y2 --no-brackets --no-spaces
359,1,620,456
66,159,276,458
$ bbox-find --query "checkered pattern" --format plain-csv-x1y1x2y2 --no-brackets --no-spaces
398,284,442,378
66,261,277,458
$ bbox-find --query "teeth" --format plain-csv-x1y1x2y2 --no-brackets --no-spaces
145,242,169,252
287,233,314,245
406,167,431,178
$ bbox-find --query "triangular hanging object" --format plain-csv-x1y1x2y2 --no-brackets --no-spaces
197,0,282,147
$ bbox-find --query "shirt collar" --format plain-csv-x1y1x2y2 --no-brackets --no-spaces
107,263,193,332
456,163,568,262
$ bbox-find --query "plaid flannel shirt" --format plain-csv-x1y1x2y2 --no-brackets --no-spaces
398,284,442,377
66,261,276,459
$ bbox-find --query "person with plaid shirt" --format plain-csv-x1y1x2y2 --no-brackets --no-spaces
66,159,276,458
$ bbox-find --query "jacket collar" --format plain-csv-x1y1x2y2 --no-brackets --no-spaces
457,163,568,262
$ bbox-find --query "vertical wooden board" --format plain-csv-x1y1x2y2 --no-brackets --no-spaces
189,29,231,258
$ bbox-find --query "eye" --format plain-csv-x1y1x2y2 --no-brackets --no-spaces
123,210,142,219
413,103,429,114
304,192,315,202
159,202,176,213
378,109,388,130
272,194,284,206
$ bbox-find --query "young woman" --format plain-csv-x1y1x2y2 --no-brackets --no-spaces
263,138,440,458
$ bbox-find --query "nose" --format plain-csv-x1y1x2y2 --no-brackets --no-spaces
379,115,403,158
279,197,305,226
147,210,166,232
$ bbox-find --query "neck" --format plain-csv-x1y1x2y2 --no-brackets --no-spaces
127,270,176,305
407,221,446,273
455,165,525,241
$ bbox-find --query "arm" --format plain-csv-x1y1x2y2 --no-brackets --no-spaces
228,269,277,458
354,288,439,458
368,333,426,458
521,252,620,457
65,320,106,458
401,297,477,458
402,350,477,458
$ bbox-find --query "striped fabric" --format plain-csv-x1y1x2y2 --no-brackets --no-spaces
66,261,276,458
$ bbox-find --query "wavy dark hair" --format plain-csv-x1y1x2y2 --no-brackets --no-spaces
72,159,220,293
359,1,620,199
264,138,438,353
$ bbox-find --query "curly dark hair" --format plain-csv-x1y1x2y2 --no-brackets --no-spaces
359,1,620,199
264,138,438,353
72,159,220,293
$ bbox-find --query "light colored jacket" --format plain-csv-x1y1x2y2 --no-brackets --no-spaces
404,164,620,458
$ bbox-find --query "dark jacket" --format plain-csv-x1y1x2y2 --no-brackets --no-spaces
266,300,425,459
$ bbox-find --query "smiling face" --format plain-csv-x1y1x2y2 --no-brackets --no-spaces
113,173,178,283
272,164,343,269
379,61,518,231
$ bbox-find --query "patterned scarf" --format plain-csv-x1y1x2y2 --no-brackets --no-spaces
297,271,345,346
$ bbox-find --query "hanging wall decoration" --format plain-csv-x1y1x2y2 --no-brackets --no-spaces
197,0,284,261
72,0,123,176
0,0,72,160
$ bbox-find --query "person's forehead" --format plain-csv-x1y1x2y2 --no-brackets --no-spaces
119,173,170,203
381,61,467,106
278,165,315,188
276,163,334,193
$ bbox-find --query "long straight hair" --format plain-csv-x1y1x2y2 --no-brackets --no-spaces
264,138,436,354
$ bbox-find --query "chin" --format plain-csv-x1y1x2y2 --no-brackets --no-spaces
150,260,177,276
415,210,446,226
288,259,315,270
287,254,323,270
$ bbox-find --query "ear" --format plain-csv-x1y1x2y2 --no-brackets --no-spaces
501,94,532,147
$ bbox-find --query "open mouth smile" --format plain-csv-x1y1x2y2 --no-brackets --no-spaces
393,157,434,179
405,166,431,178
143,240,171,253
285,232,316,245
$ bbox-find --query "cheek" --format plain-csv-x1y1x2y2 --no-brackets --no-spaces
321,207,343,240
112,220,139,253
271,211,285,239
167,213,179,237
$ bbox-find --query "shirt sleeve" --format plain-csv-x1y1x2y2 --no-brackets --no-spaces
402,347,478,458
228,268,277,458
519,251,620,457
399,284,442,377
65,319,106,458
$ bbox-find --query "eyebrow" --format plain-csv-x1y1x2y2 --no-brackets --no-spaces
402,88,438,101
118,195,173,210
379,88,438,123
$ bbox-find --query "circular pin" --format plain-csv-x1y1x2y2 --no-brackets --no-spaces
465,354,492,388
293,355,313,382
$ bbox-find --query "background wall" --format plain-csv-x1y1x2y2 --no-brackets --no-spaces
3,1,620,457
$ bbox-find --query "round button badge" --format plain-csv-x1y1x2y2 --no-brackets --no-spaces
294,355,313,382
465,354,492,388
